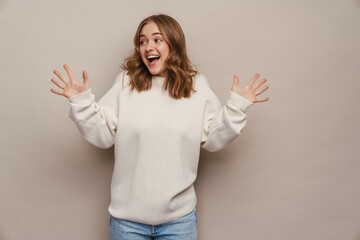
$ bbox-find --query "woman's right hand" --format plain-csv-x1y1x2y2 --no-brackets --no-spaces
51,64,90,99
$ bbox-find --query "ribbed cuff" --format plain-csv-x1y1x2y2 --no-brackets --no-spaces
68,88,93,104
227,90,254,112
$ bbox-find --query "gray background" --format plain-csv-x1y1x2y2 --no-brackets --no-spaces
1,0,360,239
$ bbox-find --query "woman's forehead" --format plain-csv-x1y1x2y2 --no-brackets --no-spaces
140,21,162,37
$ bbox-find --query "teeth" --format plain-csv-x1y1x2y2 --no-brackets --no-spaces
147,56,159,59
147,55,160,63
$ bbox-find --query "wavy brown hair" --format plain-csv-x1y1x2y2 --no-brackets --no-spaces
121,14,198,99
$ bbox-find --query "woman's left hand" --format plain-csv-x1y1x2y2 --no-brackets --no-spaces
231,73,269,103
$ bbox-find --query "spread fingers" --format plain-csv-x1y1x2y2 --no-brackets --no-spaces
51,78,65,89
253,78,267,90
63,64,76,83
53,69,68,84
255,85,269,95
247,73,260,87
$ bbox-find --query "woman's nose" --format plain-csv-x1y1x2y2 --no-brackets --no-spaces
146,41,154,51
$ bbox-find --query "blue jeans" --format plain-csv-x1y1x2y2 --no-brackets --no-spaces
109,208,198,240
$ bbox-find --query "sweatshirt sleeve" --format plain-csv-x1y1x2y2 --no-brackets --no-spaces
201,77,254,152
68,72,124,149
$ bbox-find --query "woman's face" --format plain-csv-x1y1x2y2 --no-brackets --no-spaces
139,21,170,77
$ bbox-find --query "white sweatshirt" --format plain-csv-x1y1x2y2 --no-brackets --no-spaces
68,71,254,225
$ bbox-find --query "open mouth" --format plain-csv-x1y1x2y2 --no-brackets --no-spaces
147,55,160,65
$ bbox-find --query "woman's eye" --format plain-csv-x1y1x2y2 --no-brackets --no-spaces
155,39,162,43
140,40,147,45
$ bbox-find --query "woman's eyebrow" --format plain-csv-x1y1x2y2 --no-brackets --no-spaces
139,32,162,37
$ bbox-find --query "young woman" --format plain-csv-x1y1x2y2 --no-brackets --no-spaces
50,14,269,240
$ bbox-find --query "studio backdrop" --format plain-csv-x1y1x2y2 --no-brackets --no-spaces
0,0,360,239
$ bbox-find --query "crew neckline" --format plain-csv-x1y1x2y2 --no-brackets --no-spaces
152,75,166,81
